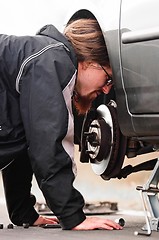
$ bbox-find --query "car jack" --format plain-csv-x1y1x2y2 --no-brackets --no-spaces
135,158,159,236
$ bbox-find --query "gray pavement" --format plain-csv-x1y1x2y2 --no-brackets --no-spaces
0,203,158,240
1,152,159,239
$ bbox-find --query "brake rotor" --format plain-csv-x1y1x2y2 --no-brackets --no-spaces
87,105,113,175
84,104,127,180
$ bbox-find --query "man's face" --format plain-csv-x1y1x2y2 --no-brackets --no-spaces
73,62,113,115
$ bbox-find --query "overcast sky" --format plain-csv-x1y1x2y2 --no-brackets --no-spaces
0,0,69,35
0,0,125,35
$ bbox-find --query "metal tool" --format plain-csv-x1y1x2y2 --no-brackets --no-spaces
115,218,125,227
135,158,159,236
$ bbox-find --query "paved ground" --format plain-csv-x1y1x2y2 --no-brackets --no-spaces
0,203,158,240
1,152,159,239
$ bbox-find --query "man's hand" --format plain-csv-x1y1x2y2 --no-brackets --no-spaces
33,215,59,226
72,217,123,230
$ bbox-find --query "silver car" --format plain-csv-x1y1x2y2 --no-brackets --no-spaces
61,0,159,181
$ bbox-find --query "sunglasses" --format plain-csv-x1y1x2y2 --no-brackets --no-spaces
100,65,114,86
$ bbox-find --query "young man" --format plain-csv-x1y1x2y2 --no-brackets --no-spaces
0,19,121,230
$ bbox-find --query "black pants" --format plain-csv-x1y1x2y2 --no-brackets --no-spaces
1,151,39,225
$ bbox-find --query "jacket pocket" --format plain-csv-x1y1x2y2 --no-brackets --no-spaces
0,90,14,139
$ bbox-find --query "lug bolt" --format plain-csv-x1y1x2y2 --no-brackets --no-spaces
23,223,30,228
7,223,14,229
0,224,3,229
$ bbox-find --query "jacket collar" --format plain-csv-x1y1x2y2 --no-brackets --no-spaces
37,24,77,68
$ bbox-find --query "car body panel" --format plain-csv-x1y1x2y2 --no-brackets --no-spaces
62,0,159,140
119,0,159,136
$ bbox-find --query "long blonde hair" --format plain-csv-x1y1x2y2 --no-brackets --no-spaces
64,19,109,66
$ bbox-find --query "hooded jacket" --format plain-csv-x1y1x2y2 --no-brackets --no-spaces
0,25,86,229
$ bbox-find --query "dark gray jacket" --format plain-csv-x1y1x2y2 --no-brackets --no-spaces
0,25,86,229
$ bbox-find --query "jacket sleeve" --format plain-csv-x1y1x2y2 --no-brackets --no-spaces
19,46,86,229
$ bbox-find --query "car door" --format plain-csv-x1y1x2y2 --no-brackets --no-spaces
119,0,159,136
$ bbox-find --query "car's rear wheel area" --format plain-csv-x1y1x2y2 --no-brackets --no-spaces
68,10,127,179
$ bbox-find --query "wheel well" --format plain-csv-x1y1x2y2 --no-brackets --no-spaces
67,9,96,23
67,9,114,107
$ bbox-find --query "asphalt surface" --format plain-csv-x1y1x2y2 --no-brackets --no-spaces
1,152,159,239
0,203,158,240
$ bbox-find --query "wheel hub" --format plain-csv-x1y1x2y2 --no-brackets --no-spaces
81,104,127,179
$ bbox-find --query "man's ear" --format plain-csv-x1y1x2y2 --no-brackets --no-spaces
78,61,90,70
